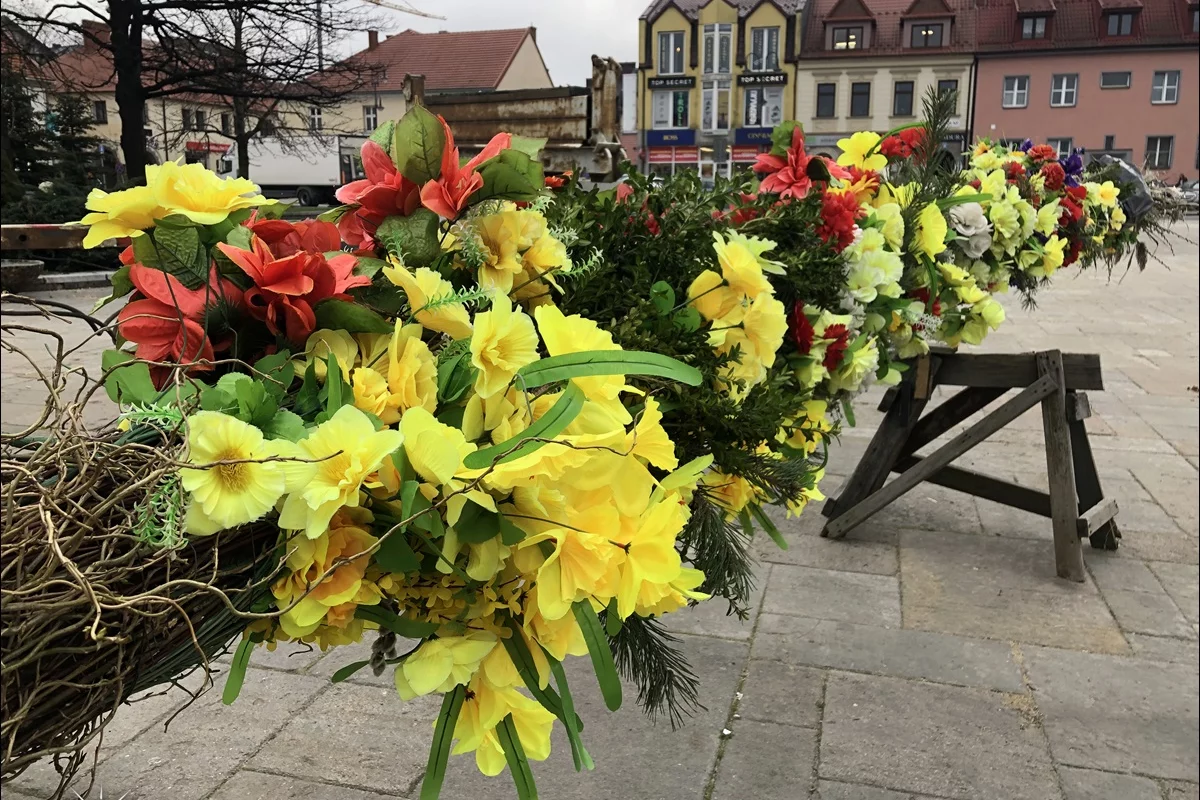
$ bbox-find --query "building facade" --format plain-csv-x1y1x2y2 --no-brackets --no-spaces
973,0,1199,180
795,0,975,160
636,0,802,181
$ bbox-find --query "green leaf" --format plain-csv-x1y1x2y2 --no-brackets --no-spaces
251,202,290,221
199,386,238,414
550,658,594,772
470,149,543,205
650,280,675,315
462,382,585,470
496,714,538,800
102,349,156,405
376,530,421,573
369,120,396,155
353,256,389,278
375,209,441,268
500,617,566,718
294,361,321,418
672,306,702,332
604,598,622,636
261,409,308,441
453,501,502,544
354,605,438,638
222,638,253,705
936,193,992,210
313,298,392,334
324,354,347,416
508,135,548,160
253,350,293,400
770,120,803,156
498,514,526,546
516,350,702,389
393,105,446,185
840,397,857,428
131,234,160,268
420,685,465,800
92,264,135,312
749,503,787,551
151,224,208,289
738,507,755,538
436,350,475,404
393,448,417,485
331,660,371,683
573,601,622,711
225,224,253,251
317,204,353,224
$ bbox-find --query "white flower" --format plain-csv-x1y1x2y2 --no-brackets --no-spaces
960,230,993,259
948,202,992,238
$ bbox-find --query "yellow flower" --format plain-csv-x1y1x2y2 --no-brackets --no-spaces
394,631,497,698
523,528,620,620
613,495,686,619
272,514,379,638
383,260,473,340
470,294,540,398
400,406,475,486
1088,180,1120,208
627,396,678,471
1035,199,1061,237
873,203,905,250
522,233,572,289
1110,206,1126,231
914,203,947,259
351,322,437,424
741,292,788,368
300,329,359,382
701,471,758,518
452,677,555,776
78,185,164,248
276,405,403,538
149,161,272,226
475,210,528,293
180,411,288,535
687,269,741,321
533,305,632,415
873,182,916,209
713,232,773,298
836,131,887,172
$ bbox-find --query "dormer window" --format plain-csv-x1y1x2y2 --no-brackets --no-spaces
1021,16,1047,38
832,26,864,49
1106,11,1135,36
910,22,945,47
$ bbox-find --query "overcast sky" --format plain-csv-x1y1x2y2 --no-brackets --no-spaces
356,0,648,86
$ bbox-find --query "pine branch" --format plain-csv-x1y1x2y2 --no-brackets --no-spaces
605,613,703,728
678,493,756,615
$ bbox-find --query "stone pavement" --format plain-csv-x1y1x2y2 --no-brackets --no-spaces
4,223,1199,800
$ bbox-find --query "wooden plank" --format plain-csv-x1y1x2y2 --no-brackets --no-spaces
1038,351,1086,582
914,354,934,400
877,385,900,412
1066,391,1091,422
824,373,1058,539
901,387,1008,456
936,353,1103,391
1076,498,1119,538
1069,416,1122,551
892,455,1052,517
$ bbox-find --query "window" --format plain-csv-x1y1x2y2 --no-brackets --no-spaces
1047,138,1072,159
702,23,732,74
658,31,685,75
92,100,107,124
1103,135,1116,150
181,108,193,130
1106,12,1134,36
1145,136,1173,170
850,82,871,117
220,112,232,135
1100,71,1131,89
744,86,784,127
193,109,206,131
701,79,732,131
938,78,959,111
1021,16,1047,39
750,26,779,71
816,82,837,117
308,106,323,131
1050,74,1078,107
1002,76,1029,108
893,80,915,116
910,23,944,48
1151,71,1179,104
652,90,689,128
832,26,862,50
363,105,378,132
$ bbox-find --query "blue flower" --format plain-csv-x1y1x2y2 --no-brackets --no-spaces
1018,139,1034,152
1060,149,1084,186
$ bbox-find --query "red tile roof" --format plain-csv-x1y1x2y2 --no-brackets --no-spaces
975,0,1198,51
640,0,803,20
343,28,541,93
800,0,978,57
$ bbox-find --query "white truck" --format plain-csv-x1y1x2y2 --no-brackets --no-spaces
217,135,366,206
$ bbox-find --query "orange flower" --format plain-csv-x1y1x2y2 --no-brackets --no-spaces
419,117,510,220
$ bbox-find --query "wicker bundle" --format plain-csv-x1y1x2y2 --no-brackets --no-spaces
0,297,277,796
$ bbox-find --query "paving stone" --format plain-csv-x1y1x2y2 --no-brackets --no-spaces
1101,588,1194,638
975,499,1053,541
239,640,327,673
1126,633,1200,665
753,614,1025,692
736,659,824,727
819,672,1059,800
1150,562,1200,623
758,506,899,576
437,634,749,800
249,680,440,796
1166,781,1200,800
209,770,405,799
764,564,900,627
711,719,817,800
1024,645,1199,782
1111,498,1185,534
900,530,1128,653
1058,765,1163,800
1118,528,1200,565
814,780,914,800
664,573,765,641
1085,554,1167,594
864,483,983,535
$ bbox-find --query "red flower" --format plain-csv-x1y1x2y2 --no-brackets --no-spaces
1005,161,1027,179
615,182,636,204
335,140,421,248
817,191,865,252
1040,162,1066,191
248,218,342,258
116,264,244,383
1027,144,1057,163
753,127,816,200
544,174,566,189
1065,184,1087,202
1063,238,1083,266
880,127,927,160
1059,197,1083,225
217,236,368,344
789,301,815,354
420,118,510,220
821,323,852,370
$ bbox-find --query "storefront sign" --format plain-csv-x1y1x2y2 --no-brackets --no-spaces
804,134,841,147
734,127,773,145
736,72,788,87
646,129,696,147
731,145,762,162
647,147,675,163
186,141,231,153
673,146,699,162
647,76,695,89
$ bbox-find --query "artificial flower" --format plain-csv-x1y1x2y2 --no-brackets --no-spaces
836,131,887,172
78,185,164,247
383,261,473,340
149,161,272,226
181,411,287,534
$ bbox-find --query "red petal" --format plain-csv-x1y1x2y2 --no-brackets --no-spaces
361,140,396,184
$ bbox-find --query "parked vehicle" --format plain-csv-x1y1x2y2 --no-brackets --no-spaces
217,136,365,206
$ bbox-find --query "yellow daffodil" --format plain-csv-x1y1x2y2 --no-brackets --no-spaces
394,631,497,698
741,292,788,367
636,567,711,616
78,185,164,248
470,294,540,398
522,527,620,620
475,210,527,293
836,131,887,172
874,182,916,209
276,405,403,538
785,468,827,517
383,260,473,340
826,336,880,394
521,232,572,289
1035,199,1061,237
300,329,359,381
149,161,272,226
352,322,437,423
873,203,905,250
712,232,773,298
399,406,475,487
1087,180,1120,208
453,678,555,776
613,494,686,619
533,305,632,415
627,396,678,471
914,203,948,259
180,411,288,535
1110,206,1126,231
701,471,758,519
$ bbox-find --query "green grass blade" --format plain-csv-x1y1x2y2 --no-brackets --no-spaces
496,714,538,799
463,382,584,470
516,350,701,389
420,685,466,800
354,605,438,639
573,601,622,711
221,638,254,705
549,659,594,772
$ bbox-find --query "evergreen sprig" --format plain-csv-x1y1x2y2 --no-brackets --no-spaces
605,613,703,729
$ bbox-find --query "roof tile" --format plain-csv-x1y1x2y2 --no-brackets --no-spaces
345,28,536,92
975,0,1197,51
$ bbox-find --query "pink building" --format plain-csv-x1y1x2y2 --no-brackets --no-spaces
973,0,1200,180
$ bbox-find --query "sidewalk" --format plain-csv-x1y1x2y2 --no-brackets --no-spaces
4,223,1198,800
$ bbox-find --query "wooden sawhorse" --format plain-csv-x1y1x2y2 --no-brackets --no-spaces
821,349,1120,582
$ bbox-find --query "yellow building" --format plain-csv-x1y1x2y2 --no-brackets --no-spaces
636,0,802,181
